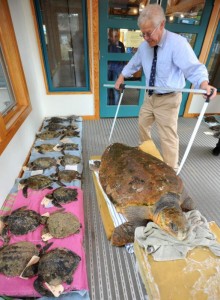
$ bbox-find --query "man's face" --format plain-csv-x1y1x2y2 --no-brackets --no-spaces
109,32,119,44
140,20,164,47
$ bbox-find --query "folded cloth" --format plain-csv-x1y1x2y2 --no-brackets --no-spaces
135,210,220,261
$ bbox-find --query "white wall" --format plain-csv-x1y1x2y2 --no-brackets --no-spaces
189,94,220,114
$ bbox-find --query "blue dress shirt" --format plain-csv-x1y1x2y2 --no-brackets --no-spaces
121,29,209,94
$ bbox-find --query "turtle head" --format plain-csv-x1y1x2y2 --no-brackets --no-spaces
158,207,189,240
154,192,189,240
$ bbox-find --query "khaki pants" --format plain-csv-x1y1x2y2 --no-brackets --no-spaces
138,92,182,170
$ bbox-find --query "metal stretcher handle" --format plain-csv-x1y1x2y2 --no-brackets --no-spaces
104,83,207,94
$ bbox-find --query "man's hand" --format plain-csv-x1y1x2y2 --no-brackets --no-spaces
200,81,217,100
115,74,125,90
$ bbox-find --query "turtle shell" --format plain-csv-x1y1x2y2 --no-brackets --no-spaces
44,211,80,238
5,207,41,235
46,187,78,207
36,130,62,140
28,157,57,170
34,247,81,296
60,129,80,139
55,170,81,182
99,143,194,243
59,154,81,166
19,175,55,198
44,123,66,131
58,143,79,151
0,241,39,277
99,143,183,208
34,144,57,153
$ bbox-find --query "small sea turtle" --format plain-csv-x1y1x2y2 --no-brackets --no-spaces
51,170,81,183
45,187,78,207
60,129,80,139
99,143,196,246
47,115,78,124
210,125,220,131
41,211,81,239
0,207,42,243
34,247,81,296
27,157,58,170
36,130,63,140
44,123,67,131
204,116,219,123
34,143,58,154
57,143,79,154
19,174,63,198
0,241,40,277
59,154,81,166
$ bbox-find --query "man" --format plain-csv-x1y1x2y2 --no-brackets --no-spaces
115,4,217,171
108,29,125,105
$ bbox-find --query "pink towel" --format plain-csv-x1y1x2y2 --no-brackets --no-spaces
0,187,88,297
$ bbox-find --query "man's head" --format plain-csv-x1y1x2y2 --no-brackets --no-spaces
138,4,166,47
109,29,120,45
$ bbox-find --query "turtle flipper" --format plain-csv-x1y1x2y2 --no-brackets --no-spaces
22,185,29,198
181,196,196,212
22,263,38,278
34,277,54,297
111,220,149,246
180,187,196,211
121,205,152,222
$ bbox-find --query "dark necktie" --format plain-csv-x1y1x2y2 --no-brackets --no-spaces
148,45,158,96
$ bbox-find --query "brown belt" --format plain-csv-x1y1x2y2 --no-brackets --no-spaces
155,92,175,96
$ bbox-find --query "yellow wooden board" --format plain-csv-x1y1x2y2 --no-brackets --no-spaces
134,221,220,300
91,155,114,239
91,141,220,299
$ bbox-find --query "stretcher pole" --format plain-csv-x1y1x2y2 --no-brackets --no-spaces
109,84,125,143
177,90,213,175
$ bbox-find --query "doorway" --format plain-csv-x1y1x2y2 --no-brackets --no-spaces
99,0,214,118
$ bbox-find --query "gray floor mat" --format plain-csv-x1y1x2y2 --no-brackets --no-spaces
82,117,220,300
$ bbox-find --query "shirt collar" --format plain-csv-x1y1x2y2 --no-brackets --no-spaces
157,29,166,48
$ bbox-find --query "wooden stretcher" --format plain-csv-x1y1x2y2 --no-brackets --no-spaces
91,140,220,299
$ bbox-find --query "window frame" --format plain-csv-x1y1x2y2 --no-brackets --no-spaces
33,0,90,93
0,0,31,154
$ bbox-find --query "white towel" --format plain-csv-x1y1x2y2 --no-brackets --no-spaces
135,210,220,261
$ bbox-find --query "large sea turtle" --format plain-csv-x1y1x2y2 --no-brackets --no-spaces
99,143,195,246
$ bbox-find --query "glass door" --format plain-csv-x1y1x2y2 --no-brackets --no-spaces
99,0,214,118
99,0,146,118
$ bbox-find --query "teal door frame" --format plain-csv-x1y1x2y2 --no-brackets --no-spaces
99,1,214,118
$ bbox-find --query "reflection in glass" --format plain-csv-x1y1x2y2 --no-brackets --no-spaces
207,25,220,89
108,28,143,54
107,88,140,106
166,0,205,26
179,33,196,48
0,46,16,115
108,0,147,18
38,0,86,88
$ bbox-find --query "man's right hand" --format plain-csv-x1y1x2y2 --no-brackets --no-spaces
115,74,124,90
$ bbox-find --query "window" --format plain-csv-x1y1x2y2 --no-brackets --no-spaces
0,0,31,154
207,21,220,90
34,0,89,92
